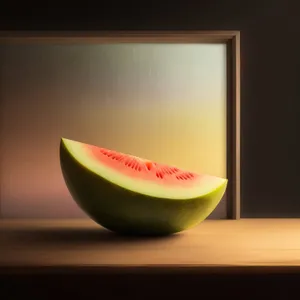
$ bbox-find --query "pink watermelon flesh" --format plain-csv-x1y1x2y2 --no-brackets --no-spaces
60,138,228,235
87,143,202,187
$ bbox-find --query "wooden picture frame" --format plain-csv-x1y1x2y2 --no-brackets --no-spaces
0,31,240,219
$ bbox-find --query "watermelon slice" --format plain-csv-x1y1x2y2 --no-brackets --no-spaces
60,138,228,235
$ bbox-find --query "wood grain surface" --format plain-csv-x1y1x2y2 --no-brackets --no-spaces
1,219,300,270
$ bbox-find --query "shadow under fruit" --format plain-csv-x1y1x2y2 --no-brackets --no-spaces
59,138,228,236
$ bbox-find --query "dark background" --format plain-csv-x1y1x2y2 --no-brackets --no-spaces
1,0,300,218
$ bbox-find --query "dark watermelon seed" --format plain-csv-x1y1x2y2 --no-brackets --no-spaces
156,171,164,179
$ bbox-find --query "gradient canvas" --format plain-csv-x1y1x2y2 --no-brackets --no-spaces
0,42,227,218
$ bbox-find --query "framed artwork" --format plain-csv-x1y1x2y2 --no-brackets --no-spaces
0,31,240,220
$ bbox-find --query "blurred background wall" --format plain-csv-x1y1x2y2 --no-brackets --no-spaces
0,42,227,218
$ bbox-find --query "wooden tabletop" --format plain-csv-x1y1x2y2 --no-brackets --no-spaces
1,219,300,273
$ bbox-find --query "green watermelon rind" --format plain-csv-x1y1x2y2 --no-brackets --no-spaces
59,138,228,236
